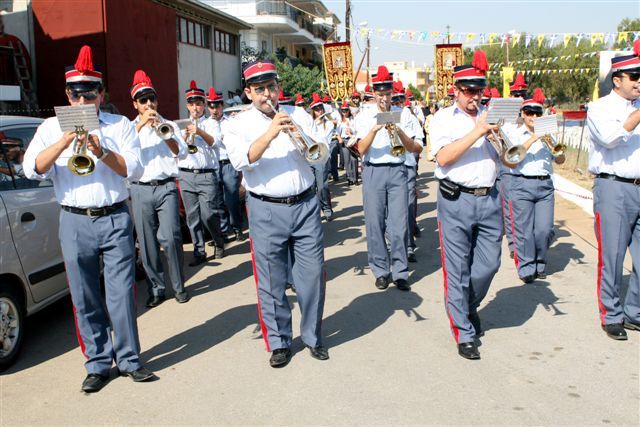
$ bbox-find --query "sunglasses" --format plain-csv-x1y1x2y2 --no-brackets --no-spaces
252,83,278,95
522,109,543,117
67,89,99,101
137,94,157,104
624,72,640,82
458,87,484,96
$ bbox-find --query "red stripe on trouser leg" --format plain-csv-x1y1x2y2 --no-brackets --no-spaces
63,262,88,358
594,212,608,325
248,236,271,352
508,200,519,269
438,220,460,344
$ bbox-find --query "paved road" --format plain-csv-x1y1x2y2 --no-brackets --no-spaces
2,161,639,426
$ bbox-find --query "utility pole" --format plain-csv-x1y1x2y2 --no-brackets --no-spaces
366,33,370,84
345,0,351,42
446,24,450,44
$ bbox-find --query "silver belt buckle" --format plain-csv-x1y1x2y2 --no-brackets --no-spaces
634,178,640,186
86,208,101,218
285,196,296,205
474,188,488,196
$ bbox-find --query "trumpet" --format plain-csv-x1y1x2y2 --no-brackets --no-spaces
67,125,95,176
487,119,527,167
540,134,566,157
386,123,406,157
186,117,199,154
265,100,329,165
150,113,175,141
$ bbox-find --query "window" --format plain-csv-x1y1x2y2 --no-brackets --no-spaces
214,29,237,55
176,16,210,49
0,126,52,190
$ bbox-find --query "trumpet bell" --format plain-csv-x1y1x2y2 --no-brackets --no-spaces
67,154,95,176
188,145,198,154
155,123,175,140
305,142,330,164
502,145,527,167
390,145,406,157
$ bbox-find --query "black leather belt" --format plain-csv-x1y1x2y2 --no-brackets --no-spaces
249,187,314,205
179,167,215,174
512,174,551,181
219,159,231,166
597,173,640,185
459,184,491,196
61,200,126,218
133,177,175,186
364,162,404,167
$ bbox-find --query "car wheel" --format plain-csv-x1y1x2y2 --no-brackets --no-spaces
0,290,24,370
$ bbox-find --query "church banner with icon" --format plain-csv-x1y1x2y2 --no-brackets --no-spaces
322,42,354,102
435,44,463,101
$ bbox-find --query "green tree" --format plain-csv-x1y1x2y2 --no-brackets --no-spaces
274,58,324,100
407,83,424,101
614,17,640,50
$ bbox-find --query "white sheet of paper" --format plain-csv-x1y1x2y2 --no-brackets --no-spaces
534,114,559,135
486,98,523,124
173,119,192,130
54,105,100,132
376,111,401,125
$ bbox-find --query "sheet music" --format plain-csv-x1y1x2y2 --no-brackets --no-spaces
174,119,192,130
486,98,523,124
534,115,559,135
54,105,100,132
376,111,401,125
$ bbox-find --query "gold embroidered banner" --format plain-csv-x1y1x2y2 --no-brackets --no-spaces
435,44,463,101
322,42,354,102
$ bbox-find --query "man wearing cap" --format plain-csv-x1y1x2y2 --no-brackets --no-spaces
177,80,225,266
503,88,565,284
587,41,640,340
226,59,329,367
310,92,335,221
351,89,362,109
336,100,358,186
129,70,190,308
294,93,306,109
23,45,154,392
206,87,244,243
355,66,421,292
429,50,501,360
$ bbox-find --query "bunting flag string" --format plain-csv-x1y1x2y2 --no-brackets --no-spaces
486,67,599,76
488,51,599,68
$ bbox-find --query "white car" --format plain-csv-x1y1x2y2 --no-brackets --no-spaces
0,115,68,369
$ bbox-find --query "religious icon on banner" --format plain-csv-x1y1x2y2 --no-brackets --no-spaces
435,44,463,101
323,42,354,102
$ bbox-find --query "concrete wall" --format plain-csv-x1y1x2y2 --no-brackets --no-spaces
177,42,213,119
213,49,241,97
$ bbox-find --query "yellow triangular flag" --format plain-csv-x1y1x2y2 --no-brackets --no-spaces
489,33,498,44
563,33,572,47
537,34,546,47
618,32,629,43
592,79,599,101
466,33,475,43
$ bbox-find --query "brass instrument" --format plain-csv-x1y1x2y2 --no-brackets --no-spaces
67,125,95,176
186,117,199,154
540,134,566,157
265,100,329,165
487,119,527,168
386,123,406,157
151,113,175,141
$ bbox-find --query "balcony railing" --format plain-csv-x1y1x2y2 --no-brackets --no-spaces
256,0,330,41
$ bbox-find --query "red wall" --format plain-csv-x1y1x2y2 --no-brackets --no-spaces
32,0,179,119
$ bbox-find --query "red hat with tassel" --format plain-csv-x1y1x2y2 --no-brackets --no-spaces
185,80,206,101
522,87,546,114
371,65,394,91
206,87,224,104
309,92,323,109
130,69,155,100
453,50,488,88
611,39,640,72
294,93,305,106
65,45,103,90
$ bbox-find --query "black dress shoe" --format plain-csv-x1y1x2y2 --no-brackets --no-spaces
509,251,514,259
120,366,155,382
536,272,547,280
175,291,190,304
214,246,225,259
235,231,246,242
146,295,165,308
520,275,535,284
623,319,640,331
469,311,484,337
269,348,292,368
306,345,329,360
81,373,109,393
394,279,410,291
188,255,207,267
375,275,390,290
407,250,417,263
458,342,481,360
286,282,297,293
602,323,628,340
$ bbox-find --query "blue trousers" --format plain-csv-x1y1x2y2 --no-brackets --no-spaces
216,161,243,234
310,161,332,215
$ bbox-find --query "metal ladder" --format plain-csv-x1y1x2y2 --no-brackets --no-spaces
7,39,38,115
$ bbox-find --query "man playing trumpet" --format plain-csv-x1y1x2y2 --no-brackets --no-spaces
226,59,329,368
129,70,190,308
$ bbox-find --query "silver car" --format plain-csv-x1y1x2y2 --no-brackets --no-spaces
0,115,68,369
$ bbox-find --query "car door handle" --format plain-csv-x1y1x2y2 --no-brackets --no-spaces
21,212,36,222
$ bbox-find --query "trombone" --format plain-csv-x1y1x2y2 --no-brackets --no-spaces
487,119,527,168
265,100,329,165
67,125,95,176
540,134,566,157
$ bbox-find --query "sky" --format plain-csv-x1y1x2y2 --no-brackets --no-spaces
320,0,639,67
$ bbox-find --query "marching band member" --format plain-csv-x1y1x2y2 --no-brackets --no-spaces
278,89,293,106
23,46,154,392
350,88,362,109
294,92,306,109
481,87,491,106
177,80,225,266
226,59,329,367
129,70,189,308
355,65,421,291
362,84,376,106
310,93,335,221
587,42,640,340
430,50,501,360
336,101,359,186
406,89,425,125
206,87,244,242
510,72,529,98
503,88,565,284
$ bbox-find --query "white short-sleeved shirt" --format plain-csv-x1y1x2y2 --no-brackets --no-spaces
354,106,415,164
176,114,219,170
587,90,640,178
132,116,187,182
503,124,553,176
430,104,498,188
23,111,143,208
225,104,318,197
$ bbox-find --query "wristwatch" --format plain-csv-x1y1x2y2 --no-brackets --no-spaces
97,147,110,161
